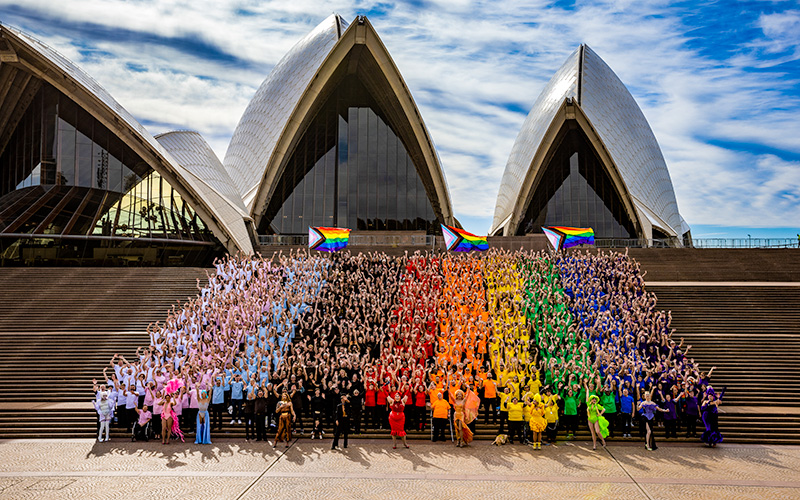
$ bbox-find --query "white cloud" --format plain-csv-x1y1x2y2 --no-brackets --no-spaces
758,9,800,56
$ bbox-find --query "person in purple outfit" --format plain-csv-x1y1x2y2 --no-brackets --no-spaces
663,393,678,439
683,386,700,438
638,391,668,451
700,388,723,447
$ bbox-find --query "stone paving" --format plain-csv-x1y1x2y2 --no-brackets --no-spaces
0,439,798,499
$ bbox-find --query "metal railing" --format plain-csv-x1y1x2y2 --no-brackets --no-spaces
594,238,799,249
594,238,657,248
256,235,308,246
257,235,799,249
349,234,435,247
690,238,798,249
258,234,436,248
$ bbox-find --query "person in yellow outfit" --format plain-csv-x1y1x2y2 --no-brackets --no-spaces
522,395,532,444
528,399,547,449
506,397,524,444
507,375,521,401
526,371,542,396
542,386,560,444
498,386,511,435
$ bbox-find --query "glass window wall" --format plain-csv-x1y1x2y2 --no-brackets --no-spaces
261,75,437,234
0,79,220,265
517,126,636,238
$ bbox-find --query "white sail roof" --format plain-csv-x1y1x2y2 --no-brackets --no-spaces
223,14,347,210
2,24,254,253
492,45,686,238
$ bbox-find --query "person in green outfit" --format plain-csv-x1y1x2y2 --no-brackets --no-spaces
600,386,617,438
585,391,608,450
562,387,579,439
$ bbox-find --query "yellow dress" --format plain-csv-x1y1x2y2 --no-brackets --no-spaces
529,405,547,433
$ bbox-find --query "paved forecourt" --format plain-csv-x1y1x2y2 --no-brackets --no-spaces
0,439,799,499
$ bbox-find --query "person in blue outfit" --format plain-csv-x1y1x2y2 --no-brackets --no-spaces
619,387,635,437
229,374,245,425
211,378,226,431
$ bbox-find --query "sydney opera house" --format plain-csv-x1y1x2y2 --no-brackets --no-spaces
0,14,689,265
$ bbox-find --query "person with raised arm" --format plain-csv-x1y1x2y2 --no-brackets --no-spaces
638,390,668,451
585,381,608,451
700,387,723,447
93,388,114,442
195,389,212,444
274,392,295,448
132,404,152,442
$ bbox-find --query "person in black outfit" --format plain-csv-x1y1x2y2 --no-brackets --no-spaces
350,389,363,434
290,382,305,434
308,388,326,439
266,383,278,430
331,394,351,450
254,389,267,441
244,390,256,441
326,385,342,426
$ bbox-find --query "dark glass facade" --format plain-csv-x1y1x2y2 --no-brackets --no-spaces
261,75,438,234
517,127,636,238
0,82,220,266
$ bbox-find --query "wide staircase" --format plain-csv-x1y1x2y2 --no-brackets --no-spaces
0,268,209,439
627,248,800,282
1,248,799,444
646,285,800,444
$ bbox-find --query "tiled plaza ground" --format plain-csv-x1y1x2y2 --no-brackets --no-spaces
0,438,798,499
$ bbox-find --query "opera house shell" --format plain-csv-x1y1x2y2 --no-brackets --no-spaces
225,14,454,234
0,14,454,265
0,23,253,264
491,45,691,245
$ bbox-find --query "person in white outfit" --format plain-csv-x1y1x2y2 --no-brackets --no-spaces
94,391,115,442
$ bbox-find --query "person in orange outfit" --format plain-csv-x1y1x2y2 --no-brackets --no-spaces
430,392,451,442
453,389,474,447
482,373,498,424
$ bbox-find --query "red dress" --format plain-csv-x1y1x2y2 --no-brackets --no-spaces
388,401,406,437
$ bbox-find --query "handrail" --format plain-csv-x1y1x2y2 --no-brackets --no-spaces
595,238,799,249
256,235,799,249
689,238,798,249
258,234,436,248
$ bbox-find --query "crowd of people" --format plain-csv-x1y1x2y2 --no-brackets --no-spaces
92,247,723,450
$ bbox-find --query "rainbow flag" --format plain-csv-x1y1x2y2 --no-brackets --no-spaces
442,224,489,252
542,226,594,251
309,227,350,252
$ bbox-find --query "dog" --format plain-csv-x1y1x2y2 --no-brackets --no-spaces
492,434,509,446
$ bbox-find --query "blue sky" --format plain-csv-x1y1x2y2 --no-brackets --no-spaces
1,0,798,239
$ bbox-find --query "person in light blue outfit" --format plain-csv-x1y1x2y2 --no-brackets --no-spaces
229,374,245,424
211,378,226,431
195,389,212,444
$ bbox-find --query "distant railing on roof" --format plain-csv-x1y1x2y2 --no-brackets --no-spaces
257,235,799,249
593,238,799,249
690,238,798,249
257,234,436,247
256,235,308,246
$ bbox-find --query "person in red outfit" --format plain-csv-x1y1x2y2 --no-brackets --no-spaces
364,383,377,429
376,384,389,429
414,382,428,431
387,394,410,449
